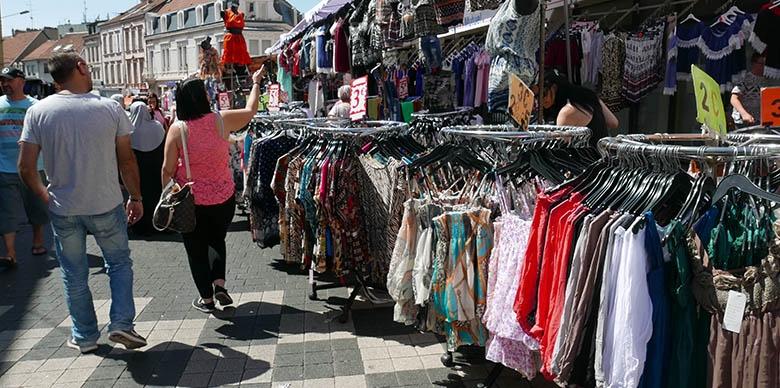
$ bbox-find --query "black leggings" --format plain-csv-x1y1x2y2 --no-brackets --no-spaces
182,196,236,299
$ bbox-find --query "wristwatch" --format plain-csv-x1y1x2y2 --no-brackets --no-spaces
129,197,142,203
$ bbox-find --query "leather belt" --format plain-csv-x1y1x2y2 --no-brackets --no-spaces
226,28,243,35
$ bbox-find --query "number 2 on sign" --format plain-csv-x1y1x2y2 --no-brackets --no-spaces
699,82,720,117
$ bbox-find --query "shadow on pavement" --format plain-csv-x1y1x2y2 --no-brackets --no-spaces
102,341,270,387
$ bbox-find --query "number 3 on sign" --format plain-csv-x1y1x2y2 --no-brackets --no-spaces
349,76,368,122
691,65,727,137
761,87,780,127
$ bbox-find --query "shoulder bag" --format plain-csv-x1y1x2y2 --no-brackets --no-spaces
152,121,197,233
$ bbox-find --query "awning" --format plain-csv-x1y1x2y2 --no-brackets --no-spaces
266,0,353,54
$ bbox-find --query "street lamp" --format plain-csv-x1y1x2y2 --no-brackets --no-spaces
2,10,30,19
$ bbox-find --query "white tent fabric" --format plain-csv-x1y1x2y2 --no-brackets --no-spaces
266,0,353,54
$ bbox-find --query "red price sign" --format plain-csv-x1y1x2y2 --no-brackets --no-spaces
218,92,231,110
761,87,780,127
398,76,409,100
268,84,280,112
350,76,368,122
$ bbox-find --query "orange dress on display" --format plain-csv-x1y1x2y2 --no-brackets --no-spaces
221,8,251,65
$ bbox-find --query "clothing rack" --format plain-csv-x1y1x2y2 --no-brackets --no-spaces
297,120,409,323
598,134,780,161
419,125,590,387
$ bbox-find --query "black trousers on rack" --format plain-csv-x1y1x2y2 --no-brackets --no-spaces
182,196,236,299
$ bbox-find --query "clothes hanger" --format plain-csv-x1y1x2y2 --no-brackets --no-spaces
711,174,780,204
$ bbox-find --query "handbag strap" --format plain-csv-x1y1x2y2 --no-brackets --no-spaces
179,121,192,182
214,110,226,140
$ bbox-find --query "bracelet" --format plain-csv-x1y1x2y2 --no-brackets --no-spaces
129,197,142,203
253,82,261,87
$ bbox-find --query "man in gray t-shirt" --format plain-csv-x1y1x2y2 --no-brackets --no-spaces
18,52,147,353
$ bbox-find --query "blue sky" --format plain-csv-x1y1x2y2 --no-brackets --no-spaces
2,0,319,37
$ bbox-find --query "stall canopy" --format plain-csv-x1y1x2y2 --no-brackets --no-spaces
266,0,353,54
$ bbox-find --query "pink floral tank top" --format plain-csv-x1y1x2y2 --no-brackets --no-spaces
175,113,234,205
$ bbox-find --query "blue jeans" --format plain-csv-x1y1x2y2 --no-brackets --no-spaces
50,204,136,346
420,35,442,72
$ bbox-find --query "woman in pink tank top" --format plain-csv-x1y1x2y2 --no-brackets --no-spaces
162,68,264,313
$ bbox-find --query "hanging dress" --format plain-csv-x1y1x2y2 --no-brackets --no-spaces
221,8,252,65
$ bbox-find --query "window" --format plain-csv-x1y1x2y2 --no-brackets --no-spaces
248,2,255,18
178,44,188,71
261,39,272,53
162,45,170,72
148,49,155,77
183,9,196,28
152,18,160,34
258,1,267,19
204,4,215,23
249,39,260,56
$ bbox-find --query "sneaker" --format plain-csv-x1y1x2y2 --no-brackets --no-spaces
108,329,147,350
214,285,233,306
192,297,216,313
67,337,98,354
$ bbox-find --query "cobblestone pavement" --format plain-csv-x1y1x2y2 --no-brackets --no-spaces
0,210,555,388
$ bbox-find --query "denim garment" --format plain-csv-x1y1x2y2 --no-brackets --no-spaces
420,35,443,72
50,204,135,346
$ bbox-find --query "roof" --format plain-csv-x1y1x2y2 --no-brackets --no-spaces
156,0,213,15
102,0,168,25
2,30,42,64
22,33,88,61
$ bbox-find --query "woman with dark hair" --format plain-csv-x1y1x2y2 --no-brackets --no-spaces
147,93,169,132
129,101,165,236
161,68,263,313
540,68,619,146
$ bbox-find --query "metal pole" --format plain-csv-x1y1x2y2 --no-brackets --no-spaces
562,0,572,82
538,0,547,123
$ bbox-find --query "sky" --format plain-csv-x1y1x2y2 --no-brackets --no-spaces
1,0,320,37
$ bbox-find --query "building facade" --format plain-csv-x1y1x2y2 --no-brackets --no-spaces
2,27,58,68
20,33,87,83
144,0,299,95
98,0,167,93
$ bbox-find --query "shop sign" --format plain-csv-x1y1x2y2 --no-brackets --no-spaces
268,84,280,112
218,92,231,110
508,73,534,130
691,65,727,138
350,76,369,122
761,86,780,127
398,76,409,101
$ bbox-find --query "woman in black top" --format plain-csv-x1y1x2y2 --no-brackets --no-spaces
539,68,619,146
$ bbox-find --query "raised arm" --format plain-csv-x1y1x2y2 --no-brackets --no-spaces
219,68,264,133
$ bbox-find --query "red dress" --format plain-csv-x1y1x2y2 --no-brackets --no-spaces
221,9,251,65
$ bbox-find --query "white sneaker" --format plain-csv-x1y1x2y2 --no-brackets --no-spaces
67,338,98,354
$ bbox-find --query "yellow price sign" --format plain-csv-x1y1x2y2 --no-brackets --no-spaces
509,73,534,131
691,65,726,137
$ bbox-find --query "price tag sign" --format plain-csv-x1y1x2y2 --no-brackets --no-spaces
691,65,727,137
761,86,780,127
218,92,231,110
350,76,369,122
398,76,409,100
268,84,280,112
508,73,534,130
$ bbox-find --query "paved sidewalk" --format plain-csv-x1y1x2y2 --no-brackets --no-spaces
0,211,554,388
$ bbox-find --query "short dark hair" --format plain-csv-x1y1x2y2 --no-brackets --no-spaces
49,52,83,84
175,78,211,121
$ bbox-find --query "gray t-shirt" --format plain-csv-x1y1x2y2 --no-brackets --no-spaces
731,72,779,124
21,93,133,216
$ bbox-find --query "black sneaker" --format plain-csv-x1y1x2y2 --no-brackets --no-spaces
192,297,216,313
108,329,147,350
67,337,98,353
214,286,233,306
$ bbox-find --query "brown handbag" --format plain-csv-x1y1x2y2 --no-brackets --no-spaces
152,121,196,233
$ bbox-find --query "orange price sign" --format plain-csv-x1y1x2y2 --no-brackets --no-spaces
761,87,780,127
349,76,368,122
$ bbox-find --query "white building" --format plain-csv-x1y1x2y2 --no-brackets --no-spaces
98,0,168,93
144,0,299,95
83,20,106,88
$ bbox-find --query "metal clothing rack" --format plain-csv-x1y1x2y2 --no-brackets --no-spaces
419,125,590,388
293,120,408,323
